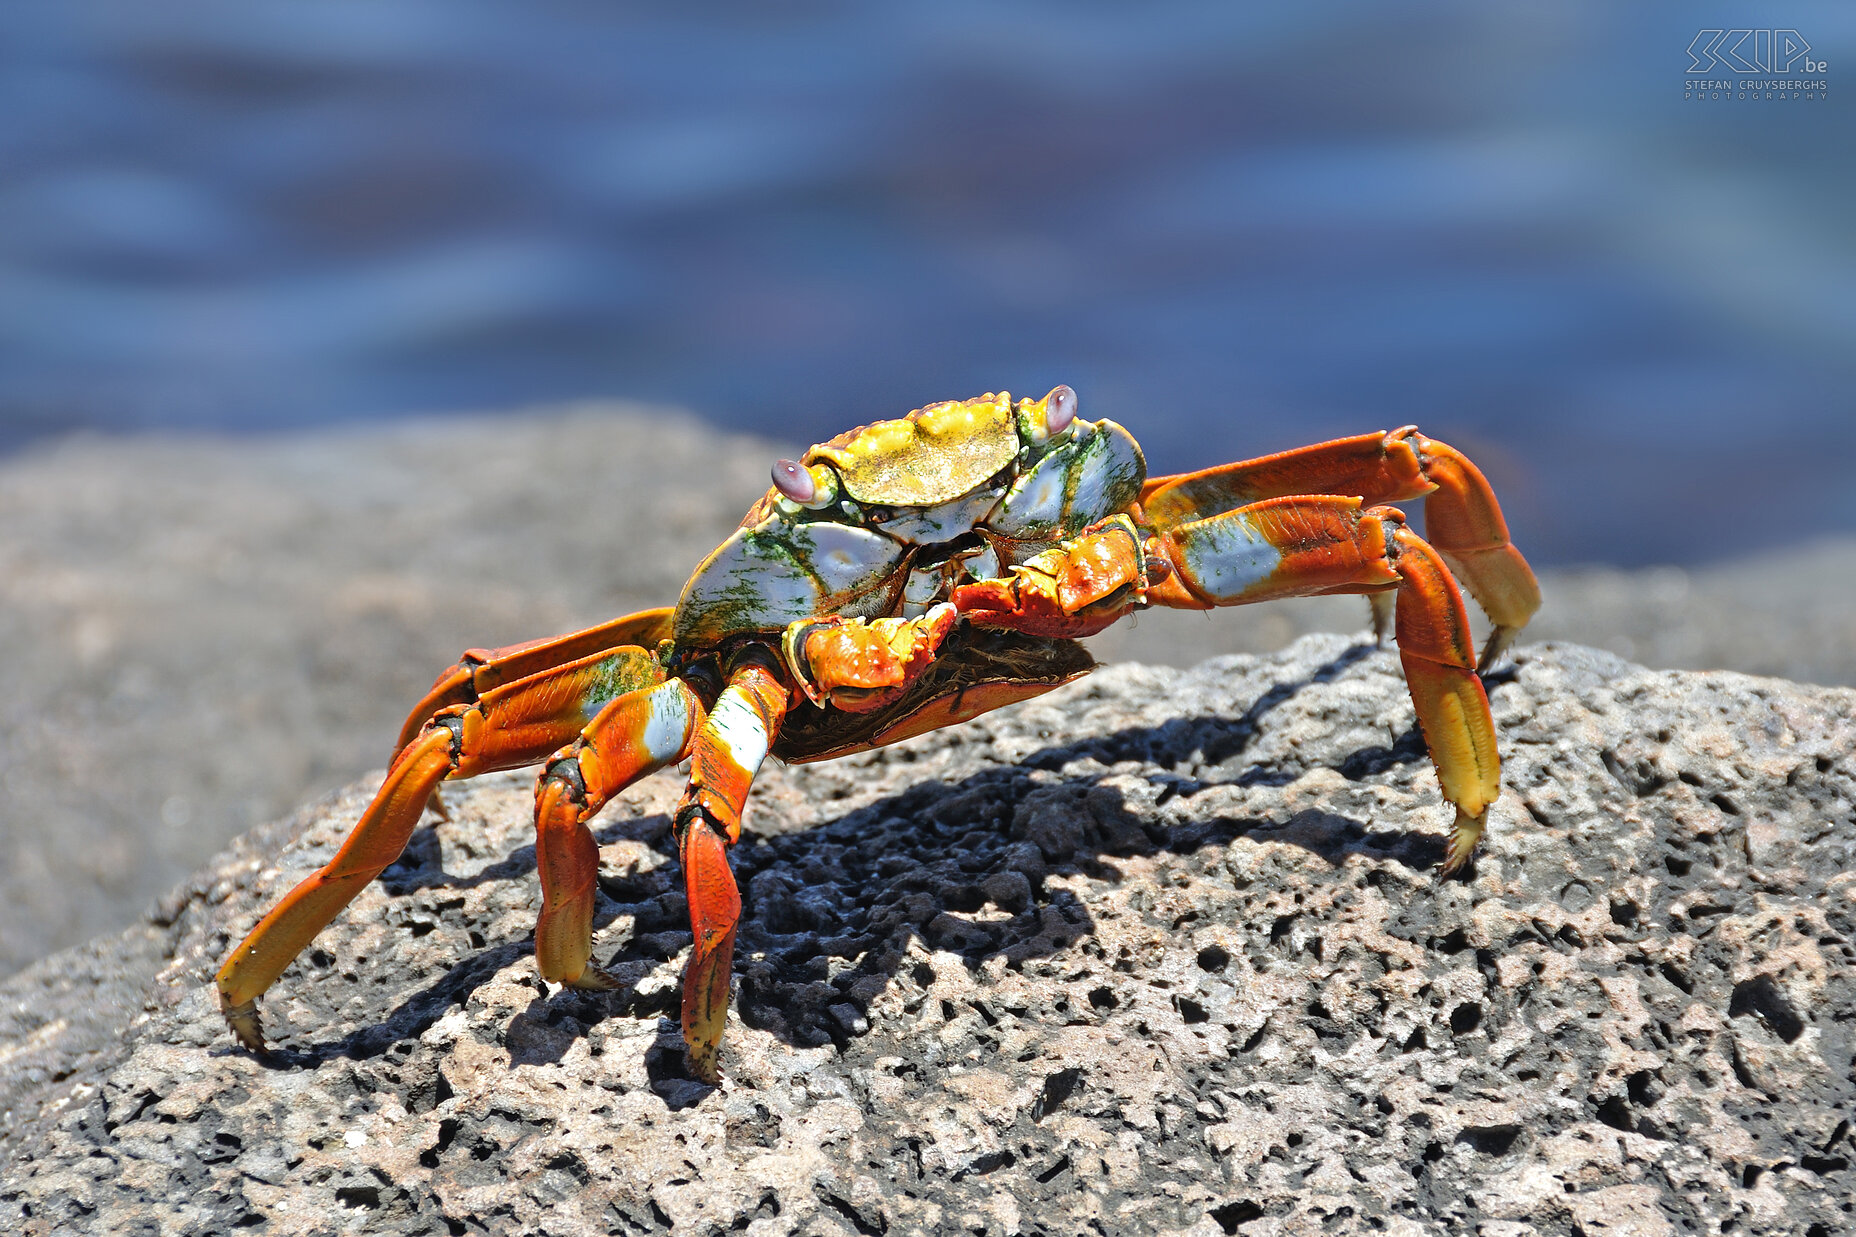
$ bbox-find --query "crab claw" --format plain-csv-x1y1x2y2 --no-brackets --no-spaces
954,515,1149,638
783,604,957,712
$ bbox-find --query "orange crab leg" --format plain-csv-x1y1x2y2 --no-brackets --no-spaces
216,643,669,1050
1409,440,1539,669
1137,494,1405,610
1384,521,1500,875
673,653,790,1082
1138,428,1539,669
393,607,675,757
1140,495,1497,872
963,492,1501,874
531,675,708,988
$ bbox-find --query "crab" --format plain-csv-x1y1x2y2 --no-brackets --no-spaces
217,387,1540,1082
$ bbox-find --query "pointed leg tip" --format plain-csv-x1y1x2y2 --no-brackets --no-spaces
565,967,624,993
685,1044,722,1085
1438,807,1487,879
1476,626,1520,676
221,995,269,1053
681,999,729,1087
1368,591,1396,648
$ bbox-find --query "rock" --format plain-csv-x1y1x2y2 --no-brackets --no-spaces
3,635,1855,1236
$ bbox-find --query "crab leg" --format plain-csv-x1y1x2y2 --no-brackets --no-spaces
672,651,790,1083
1140,494,1498,873
1384,519,1500,876
393,607,675,758
959,493,1501,874
1139,494,1404,609
1139,428,1540,669
216,643,669,1050
531,675,708,987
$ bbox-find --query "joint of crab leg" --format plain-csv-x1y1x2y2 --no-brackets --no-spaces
394,659,483,756
1395,433,1540,669
533,677,706,989
1141,544,1174,586
954,515,1147,637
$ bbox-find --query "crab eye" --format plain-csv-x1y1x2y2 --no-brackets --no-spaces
772,459,840,508
772,459,816,504
1044,385,1077,435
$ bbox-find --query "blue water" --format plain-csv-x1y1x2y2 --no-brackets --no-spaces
2,2,1852,564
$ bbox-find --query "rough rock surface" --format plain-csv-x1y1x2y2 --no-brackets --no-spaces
4,407,1854,977
5,635,1856,1236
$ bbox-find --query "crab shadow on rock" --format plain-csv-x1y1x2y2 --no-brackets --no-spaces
251,640,1459,1086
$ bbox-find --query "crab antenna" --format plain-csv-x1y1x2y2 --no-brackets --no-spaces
1045,385,1077,435
772,458,816,504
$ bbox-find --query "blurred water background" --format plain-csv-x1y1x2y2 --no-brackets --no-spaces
3,0,1851,566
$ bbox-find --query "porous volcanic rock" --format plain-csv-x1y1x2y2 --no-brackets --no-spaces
4,635,1855,1235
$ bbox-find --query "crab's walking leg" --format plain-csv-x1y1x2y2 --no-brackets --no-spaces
1139,495,1499,874
1402,439,1539,671
216,644,669,1051
393,607,674,758
1384,521,1500,876
1139,428,1540,670
530,676,708,988
672,652,790,1083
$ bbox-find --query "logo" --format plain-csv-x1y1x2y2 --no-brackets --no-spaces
1687,30,1822,74
1685,29,1828,100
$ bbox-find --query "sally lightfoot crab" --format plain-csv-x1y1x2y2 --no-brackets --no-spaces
217,387,1540,1082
